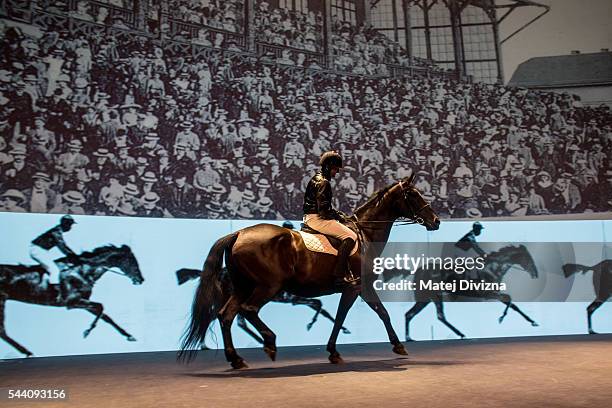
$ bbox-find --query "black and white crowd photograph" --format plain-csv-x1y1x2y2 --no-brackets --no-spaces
0,1,611,408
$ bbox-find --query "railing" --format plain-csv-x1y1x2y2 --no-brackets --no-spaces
163,15,247,49
255,42,326,67
1,0,460,82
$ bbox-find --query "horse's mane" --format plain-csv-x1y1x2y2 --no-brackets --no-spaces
354,178,408,214
491,245,523,258
78,244,124,259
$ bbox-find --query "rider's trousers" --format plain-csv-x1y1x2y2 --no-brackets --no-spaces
29,244,61,283
303,214,358,255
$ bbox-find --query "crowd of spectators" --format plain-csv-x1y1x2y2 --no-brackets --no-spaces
254,1,324,54
0,18,610,220
330,17,441,75
165,0,244,34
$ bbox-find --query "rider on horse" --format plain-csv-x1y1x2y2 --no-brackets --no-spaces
29,215,80,303
455,221,486,256
303,151,359,287
455,221,492,279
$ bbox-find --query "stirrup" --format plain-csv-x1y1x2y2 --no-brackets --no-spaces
343,270,360,285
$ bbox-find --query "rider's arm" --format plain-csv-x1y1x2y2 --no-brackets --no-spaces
316,179,340,220
51,229,77,257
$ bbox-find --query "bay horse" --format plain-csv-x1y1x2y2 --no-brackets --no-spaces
178,174,440,369
176,267,351,346
563,260,611,334
383,245,538,341
0,245,144,357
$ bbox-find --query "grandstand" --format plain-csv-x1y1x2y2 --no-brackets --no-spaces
0,0,610,220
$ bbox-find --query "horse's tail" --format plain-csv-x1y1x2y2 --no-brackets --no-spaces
563,263,590,278
176,268,202,286
177,232,239,363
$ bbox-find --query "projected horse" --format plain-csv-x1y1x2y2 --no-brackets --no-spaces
176,267,350,346
563,260,611,334
383,245,539,341
178,175,440,369
0,245,144,357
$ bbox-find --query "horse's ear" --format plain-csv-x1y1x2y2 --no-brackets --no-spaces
407,172,416,185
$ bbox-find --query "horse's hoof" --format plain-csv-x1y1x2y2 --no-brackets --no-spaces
25,352,34,358
342,329,351,334
328,353,344,364
83,330,91,338
589,330,597,335
392,343,409,356
531,322,539,327
231,359,249,369
498,317,504,324
127,336,137,342
459,335,466,340
263,346,276,361
405,337,414,342
306,324,313,331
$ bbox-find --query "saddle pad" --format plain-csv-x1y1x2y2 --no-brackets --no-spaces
297,231,358,256
298,231,338,255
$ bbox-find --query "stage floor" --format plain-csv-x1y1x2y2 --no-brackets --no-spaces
1,335,611,408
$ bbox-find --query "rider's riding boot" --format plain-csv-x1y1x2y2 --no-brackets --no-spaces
334,238,359,288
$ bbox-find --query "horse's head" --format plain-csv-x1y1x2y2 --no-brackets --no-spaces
394,174,440,231
108,245,144,285
497,245,538,279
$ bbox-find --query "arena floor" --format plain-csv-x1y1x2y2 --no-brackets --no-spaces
1,335,611,408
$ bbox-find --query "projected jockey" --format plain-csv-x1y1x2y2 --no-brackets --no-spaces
303,151,359,287
455,221,492,280
29,215,79,301
455,221,486,257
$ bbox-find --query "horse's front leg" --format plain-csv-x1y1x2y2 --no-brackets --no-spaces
326,288,359,364
361,289,408,356
76,299,104,338
75,299,136,341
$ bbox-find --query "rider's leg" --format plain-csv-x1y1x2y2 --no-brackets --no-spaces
304,216,358,285
29,244,60,289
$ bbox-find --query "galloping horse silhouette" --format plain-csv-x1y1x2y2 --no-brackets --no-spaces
178,175,440,369
563,260,611,334
384,245,539,341
0,245,144,356
176,267,351,346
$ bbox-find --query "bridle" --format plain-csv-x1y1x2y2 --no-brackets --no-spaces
397,179,431,225
353,180,432,229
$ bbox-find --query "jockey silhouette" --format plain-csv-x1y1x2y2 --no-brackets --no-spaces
303,151,359,287
455,221,486,256
29,215,80,302
455,221,491,280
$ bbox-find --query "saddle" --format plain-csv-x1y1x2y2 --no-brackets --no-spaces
298,223,359,256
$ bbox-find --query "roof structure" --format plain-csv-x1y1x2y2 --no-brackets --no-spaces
509,52,612,88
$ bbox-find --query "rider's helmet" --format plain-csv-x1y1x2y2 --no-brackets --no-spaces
473,221,484,230
60,215,76,228
282,220,295,230
319,151,343,169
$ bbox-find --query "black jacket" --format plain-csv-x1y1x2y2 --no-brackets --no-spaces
303,171,340,220
32,226,76,256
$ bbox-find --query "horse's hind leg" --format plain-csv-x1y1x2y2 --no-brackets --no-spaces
587,298,607,334
237,315,264,344
219,295,247,369
404,301,429,341
0,295,33,357
240,286,280,361
434,300,466,339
